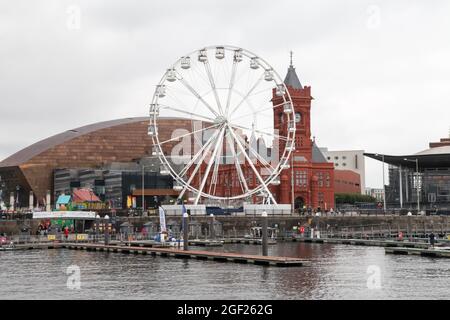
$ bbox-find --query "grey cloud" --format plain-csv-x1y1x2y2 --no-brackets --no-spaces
1,0,449,189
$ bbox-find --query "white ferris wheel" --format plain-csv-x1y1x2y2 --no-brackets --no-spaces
148,45,295,205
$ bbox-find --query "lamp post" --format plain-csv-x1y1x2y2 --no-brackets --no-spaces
404,158,420,214
142,164,145,212
95,214,100,243
261,211,268,256
104,214,110,245
291,153,294,214
140,161,156,213
375,154,387,213
15,185,20,210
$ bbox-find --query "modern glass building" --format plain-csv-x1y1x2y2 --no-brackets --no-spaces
365,137,450,213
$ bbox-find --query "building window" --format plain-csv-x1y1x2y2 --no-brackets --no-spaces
279,113,284,124
342,156,347,160
335,163,339,167
342,163,346,167
334,156,339,160
327,156,331,160
295,171,307,187
318,172,324,187
325,173,330,187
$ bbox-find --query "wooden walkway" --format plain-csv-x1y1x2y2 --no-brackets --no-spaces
224,238,277,245
188,239,224,247
62,243,308,267
0,242,62,251
385,247,450,258
290,237,439,249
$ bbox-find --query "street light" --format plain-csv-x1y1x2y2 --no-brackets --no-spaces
104,214,110,245
141,162,155,212
375,154,387,213
95,214,100,243
404,158,420,214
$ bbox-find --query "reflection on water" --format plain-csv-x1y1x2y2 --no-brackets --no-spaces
0,243,449,300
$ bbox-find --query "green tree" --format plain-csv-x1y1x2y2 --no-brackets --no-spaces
335,193,377,205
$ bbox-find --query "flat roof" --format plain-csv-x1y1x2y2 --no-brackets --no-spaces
364,152,450,169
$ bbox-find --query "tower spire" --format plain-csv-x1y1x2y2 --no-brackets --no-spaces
283,50,303,89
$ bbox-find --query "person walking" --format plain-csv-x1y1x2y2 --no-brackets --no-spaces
429,232,436,248
64,226,69,241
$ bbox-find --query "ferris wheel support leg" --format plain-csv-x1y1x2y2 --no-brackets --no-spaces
227,124,277,205
225,132,249,193
194,127,225,205
177,126,223,201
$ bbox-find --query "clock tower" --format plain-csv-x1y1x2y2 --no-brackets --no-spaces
273,55,313,161
272,53,335,210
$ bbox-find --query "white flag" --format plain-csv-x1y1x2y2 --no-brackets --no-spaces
159,206,167,232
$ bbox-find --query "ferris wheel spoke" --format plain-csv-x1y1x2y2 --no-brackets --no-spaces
208,130,225,196
233,132,276,173
176,72,220,118
228,73,264,118
158,122,220,145
225,130,250,193
227,123,277,204
178,132,223,199
178,126,222,178
228,122,289,142
229,101,287,123
194,126,225,204
224,60,238,117
177,125,223,200
158,104,216,123
203,61,224,115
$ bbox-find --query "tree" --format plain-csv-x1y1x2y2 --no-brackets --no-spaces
335,193,377,205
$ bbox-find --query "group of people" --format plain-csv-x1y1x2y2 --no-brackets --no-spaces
36,221,73,240
36,222,51,236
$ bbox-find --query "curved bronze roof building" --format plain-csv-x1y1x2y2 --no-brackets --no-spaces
0,117,191,207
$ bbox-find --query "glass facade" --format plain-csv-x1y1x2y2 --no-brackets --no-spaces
386,165,450,210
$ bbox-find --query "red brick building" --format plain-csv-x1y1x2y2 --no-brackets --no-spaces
272,63,335,210
334,170,361,194
187,63,336,210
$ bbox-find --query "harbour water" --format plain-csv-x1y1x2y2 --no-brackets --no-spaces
0,242,448,300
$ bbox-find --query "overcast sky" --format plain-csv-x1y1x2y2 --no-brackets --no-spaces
1,0,449,188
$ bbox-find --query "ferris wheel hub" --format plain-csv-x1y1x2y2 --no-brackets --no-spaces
214,115,227,125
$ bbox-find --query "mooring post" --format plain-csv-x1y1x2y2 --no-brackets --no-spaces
183,211,189,251
209,214,215,240
262,211,268,256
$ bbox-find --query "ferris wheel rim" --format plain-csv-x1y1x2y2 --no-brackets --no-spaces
149,45,296,202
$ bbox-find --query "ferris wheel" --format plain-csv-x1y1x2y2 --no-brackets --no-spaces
148,45,295,205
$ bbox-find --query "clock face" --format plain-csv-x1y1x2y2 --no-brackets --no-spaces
295,112,301,123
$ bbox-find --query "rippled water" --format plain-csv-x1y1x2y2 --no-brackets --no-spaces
0,243,448,299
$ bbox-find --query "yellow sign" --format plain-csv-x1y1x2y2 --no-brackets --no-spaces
76,234,87,241
47,235,56,241
447,235,450,241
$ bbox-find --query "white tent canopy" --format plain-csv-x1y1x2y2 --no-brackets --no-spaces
32,211,97,220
